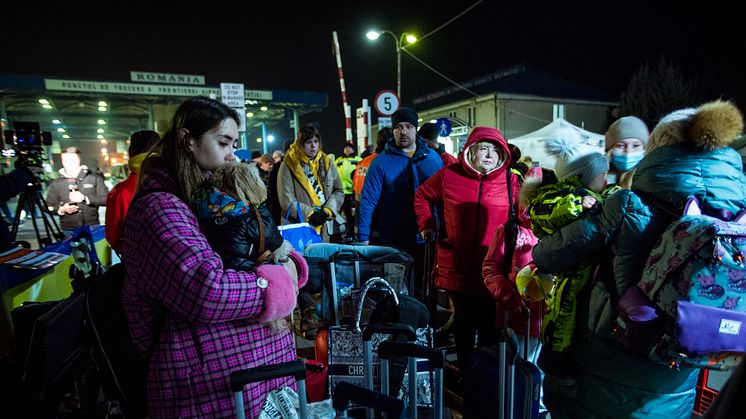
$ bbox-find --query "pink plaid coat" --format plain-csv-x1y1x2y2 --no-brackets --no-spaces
121,169,296,418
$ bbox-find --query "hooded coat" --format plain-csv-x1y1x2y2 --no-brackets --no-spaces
414,127,519,294
532,101,746,418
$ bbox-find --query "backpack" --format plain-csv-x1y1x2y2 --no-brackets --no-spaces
616,197,746,370
85,263,148,417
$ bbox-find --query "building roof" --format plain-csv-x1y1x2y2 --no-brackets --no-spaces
412,63,616,110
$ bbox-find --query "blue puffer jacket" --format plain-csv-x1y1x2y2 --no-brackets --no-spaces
357,136,443,246
533,144,746,418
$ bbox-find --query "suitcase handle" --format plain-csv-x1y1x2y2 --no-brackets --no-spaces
355,277,399,332
332,381,404,416
361,322,416,342
229,360,306,392
329,249,371,262
377,341,446,368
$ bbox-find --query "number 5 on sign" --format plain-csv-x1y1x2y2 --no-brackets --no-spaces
374,90,400,116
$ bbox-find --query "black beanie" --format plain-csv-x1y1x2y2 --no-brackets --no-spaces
392,107,418,129
418,123,438,142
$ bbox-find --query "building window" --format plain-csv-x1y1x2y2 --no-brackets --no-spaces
467,106,476,126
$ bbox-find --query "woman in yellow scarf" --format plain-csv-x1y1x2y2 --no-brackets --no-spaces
277,124,344,241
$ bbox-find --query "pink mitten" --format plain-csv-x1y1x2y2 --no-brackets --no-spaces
289,250,309,289
255,264,297,323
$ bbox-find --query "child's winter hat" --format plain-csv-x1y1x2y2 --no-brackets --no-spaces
647,100,744,154
545,127,608,182
605,116,649,151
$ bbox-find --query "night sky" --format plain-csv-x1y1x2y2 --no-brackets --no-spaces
2,1,744,152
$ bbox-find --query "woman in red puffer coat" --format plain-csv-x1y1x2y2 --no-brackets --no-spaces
414,126,519,369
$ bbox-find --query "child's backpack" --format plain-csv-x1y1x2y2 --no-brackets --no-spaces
616,197,746,370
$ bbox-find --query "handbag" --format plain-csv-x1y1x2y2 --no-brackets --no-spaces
327,277,434,408
278,202,323,252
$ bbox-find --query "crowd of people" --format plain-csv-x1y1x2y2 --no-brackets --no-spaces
3,95,746,418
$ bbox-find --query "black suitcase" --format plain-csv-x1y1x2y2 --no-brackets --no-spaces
463,310,541,419
332,381,405,418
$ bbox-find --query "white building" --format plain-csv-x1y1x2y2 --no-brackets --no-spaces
411,63,618,156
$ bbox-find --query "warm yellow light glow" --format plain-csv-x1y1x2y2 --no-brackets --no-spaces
246,112,254,118
405,34,417,44
104,156,110,161
260,106,268,111
98,106,107,111
101,139,107,144
57,128,65,133
101,147,108,154
98,101,108,107
97,119,106,125
111,158,117,164
256,137,262,143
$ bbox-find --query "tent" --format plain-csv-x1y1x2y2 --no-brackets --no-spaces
508,118,605,169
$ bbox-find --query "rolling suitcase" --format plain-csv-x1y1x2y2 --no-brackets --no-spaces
230,360,309,419
332,381,405,418
378,341,448,419
463,309,541,419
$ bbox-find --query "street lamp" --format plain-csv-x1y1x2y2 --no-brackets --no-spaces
366,30,417,97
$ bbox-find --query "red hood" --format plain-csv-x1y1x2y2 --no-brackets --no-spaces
459,126,511,178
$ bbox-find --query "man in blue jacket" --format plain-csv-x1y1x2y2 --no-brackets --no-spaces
357,107,442,284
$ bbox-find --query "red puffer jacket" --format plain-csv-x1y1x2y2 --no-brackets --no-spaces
415,127,519,294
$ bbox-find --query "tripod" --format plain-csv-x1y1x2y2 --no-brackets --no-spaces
10,183,65,248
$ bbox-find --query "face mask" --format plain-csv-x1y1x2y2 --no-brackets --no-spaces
611,152,644,172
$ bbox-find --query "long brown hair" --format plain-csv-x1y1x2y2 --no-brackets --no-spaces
139,96,239,200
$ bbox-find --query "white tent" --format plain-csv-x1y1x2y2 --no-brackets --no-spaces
509,118,605,169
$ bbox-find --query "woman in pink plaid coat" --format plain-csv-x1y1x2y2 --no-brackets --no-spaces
121,96,307,418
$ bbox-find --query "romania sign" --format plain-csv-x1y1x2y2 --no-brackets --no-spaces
130,71,205,85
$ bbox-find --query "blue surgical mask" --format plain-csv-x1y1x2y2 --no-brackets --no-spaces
611,152,644,172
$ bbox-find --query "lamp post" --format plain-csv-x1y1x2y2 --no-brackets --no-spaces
366,30,417,98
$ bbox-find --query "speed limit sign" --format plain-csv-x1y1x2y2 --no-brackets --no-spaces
374,90,400,116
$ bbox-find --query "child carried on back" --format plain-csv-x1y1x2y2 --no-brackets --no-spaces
192,161,297,332
526,128,616,382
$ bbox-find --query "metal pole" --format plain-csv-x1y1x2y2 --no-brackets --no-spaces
397,41,401,98
261,122,267,155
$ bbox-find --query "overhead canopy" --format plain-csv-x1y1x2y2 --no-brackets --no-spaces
509,118,605,169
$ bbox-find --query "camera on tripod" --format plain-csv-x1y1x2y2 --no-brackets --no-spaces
4,121,53,169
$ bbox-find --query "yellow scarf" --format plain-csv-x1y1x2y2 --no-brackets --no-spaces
127,152,149,174
284,144,330,207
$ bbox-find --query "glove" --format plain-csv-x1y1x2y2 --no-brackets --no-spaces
308,210,328,227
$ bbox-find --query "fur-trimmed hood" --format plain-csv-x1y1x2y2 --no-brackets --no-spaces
647,100,744,154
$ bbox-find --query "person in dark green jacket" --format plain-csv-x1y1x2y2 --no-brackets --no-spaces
533,100,746,419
